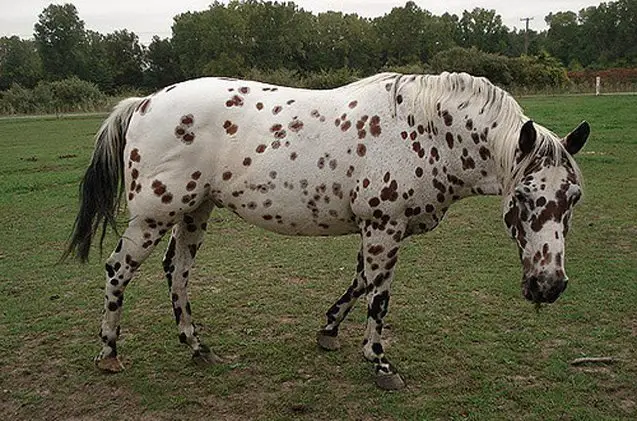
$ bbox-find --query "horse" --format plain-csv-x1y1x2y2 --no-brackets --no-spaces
64,72,589,390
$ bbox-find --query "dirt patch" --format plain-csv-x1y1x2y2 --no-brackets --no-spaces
539,338,568,359
286,276,310,285
628,318,637,337
505,374,539,387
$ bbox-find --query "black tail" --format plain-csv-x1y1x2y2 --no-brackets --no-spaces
63,98,143,262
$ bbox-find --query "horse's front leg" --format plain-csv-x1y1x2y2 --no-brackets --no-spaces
359,220,406,390
317,248,366,350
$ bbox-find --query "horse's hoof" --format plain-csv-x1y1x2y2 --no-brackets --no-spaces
375,372,405,391
316,330,341,351
192,346,224,365
95,356,124,373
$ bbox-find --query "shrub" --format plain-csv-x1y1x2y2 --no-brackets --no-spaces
301,68,361,89
48,77,107,112
0,83,38,114
0,77,107,115
242,67,361,89
430,47,514,87
243,68,304,88
381,62,433,75
509,53,569,91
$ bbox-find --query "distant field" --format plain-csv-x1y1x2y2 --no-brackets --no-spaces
0,95,635,420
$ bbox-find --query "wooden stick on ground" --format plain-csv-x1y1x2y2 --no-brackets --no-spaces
570,357,618,366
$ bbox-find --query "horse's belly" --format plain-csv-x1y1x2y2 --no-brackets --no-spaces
218,189,358,236
214,170,358,236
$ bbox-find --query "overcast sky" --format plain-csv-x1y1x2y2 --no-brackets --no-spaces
1,0,601,44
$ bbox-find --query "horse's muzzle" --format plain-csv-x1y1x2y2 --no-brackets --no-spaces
522,275,568,303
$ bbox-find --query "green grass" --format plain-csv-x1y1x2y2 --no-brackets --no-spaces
1,95,636,420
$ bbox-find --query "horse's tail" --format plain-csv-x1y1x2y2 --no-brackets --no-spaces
63,97,144,263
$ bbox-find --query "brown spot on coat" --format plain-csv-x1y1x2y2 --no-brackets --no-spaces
152,180,166,196
442,110,453,126
289,120,304,132
479,146,491,160
357,144,366,157
182,132,195,143
370,115,381,137
181,114,194,126
446,132,454,149
380,180,398,202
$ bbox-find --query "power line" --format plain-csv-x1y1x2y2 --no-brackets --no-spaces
520,17,534,55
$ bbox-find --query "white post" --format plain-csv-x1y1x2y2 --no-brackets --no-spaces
596,76,601,96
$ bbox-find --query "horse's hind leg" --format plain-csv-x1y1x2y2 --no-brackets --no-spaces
96,217,168,372
317,248,366,350
162,200,220,364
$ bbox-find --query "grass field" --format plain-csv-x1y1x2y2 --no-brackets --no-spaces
1,94,636,420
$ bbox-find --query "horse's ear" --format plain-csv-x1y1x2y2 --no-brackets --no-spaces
519,120,537,156
562,121,590,156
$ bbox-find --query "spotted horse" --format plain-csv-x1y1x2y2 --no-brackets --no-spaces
64,72,590,390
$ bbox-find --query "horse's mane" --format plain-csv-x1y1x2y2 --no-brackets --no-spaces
371,72,583,193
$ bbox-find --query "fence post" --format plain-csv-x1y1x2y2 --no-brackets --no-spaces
596,76,601,96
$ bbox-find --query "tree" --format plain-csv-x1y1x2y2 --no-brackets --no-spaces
34,3,87,80
145,36,184,89
103,30,145,90
172,2,249,78
241,1,314,71
308,11,380,73
457,8,509,53
576,1,637,67
374,1,431,65
0,36,43,90
545,11,582,66
82,30,113,91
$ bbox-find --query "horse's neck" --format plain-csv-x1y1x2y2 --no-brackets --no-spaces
425,95,506,199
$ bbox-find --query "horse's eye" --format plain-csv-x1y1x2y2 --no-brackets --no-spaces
514,189,525,202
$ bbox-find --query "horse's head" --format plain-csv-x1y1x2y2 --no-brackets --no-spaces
503,120,590,304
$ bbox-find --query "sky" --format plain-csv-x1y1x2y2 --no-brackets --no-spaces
0,0,601,45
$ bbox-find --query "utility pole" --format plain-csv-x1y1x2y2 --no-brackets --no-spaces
520,17,534,55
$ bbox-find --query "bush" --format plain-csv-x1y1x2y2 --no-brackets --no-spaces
429,47,570,91
381,62,433,75
242,67,361,89
0,77,107,115
48,77,107,112
509,53,569,91
301,68,361,89
430,47,514,87
243,68,304,88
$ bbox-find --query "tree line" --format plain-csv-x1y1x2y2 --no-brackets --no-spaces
1,0,636,95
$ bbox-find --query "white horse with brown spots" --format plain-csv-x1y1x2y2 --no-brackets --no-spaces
65,72,589,390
